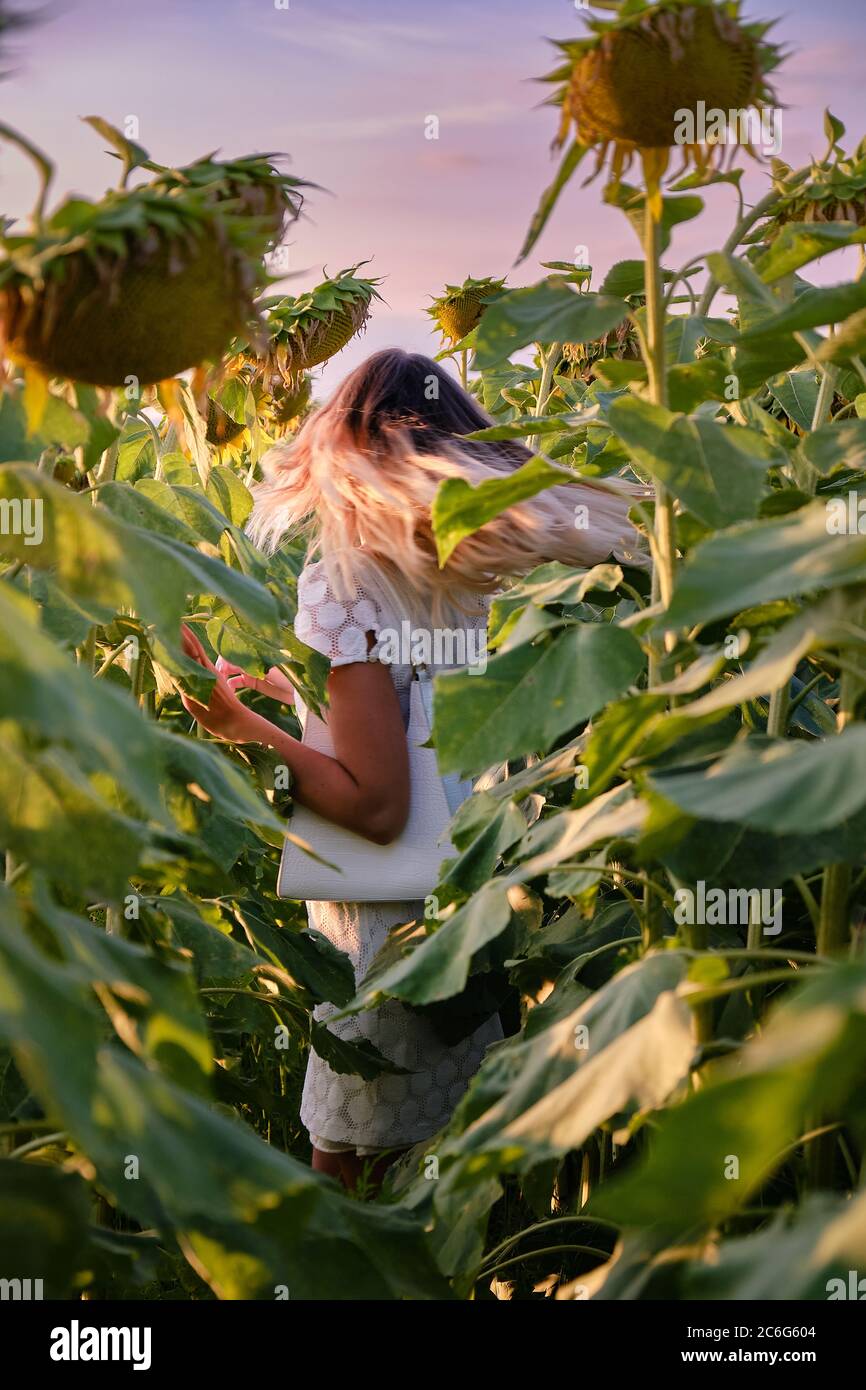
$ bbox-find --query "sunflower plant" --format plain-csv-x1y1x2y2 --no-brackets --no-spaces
233,264,381,387
0,120,304,388
427,275,507,385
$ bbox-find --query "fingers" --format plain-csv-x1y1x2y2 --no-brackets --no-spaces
180,691,209,722
216,656,256,694
215,655,244,679
217,659,250,692
181,623,217,672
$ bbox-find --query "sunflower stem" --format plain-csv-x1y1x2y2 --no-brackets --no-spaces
696,188,782,318
639,192,680,951
528,342,561,454
94,394,125,489
817,607,864,957
642,199,675,688
767,348,838,730
766,679,790,738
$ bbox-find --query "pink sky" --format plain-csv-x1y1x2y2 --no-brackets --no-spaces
2,0,865,391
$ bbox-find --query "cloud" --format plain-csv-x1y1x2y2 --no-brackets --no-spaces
418,150,488,171
293,103,515,142
239,2,450,58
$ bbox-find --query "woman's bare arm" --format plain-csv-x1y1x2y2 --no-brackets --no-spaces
180,625,410,845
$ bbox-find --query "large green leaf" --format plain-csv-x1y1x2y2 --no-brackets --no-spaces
340,881,514,1008
35,890,212,1093
510,784,647,882
682,593,851,718
0,740,147,897
737,280,866,341
440,798,527,895
99,478,203,544
485,990,693,1165
754,221,866,283
681,1193,866,1300
433,622,645,775
432,454,575,566
474,283,628,370
0,1160,91,1298
661,503,866,629
436,953,688,1174
465,412,588,443
0,466,279,641
650,728,866,835
799,417,866,476
593,961,866,1231
0,904,448,1300
768,369,819,433
608,397,771,527
0,582,166,820
156,728,286,840
309,1021,411,1081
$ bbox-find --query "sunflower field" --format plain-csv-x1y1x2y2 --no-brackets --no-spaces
2,0,866,1309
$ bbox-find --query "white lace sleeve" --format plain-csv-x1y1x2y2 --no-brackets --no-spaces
294,561,383,667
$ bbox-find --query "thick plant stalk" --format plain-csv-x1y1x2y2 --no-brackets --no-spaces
817,631,863,956
643,200,676,689
527,341,561,454
811,364,837,437
640,200,678,945
684,915,714,1048
809,599,864,1189
697,189,782,318
767,359,838,734
766,679,790,738
94,395,123,488
818,863,852,957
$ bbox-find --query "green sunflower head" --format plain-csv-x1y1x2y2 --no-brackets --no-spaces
254,373,314,435
756,120,866,234
426,275,507,344
234,265,382,382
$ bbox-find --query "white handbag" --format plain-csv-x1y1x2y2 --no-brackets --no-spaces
277,667,473,902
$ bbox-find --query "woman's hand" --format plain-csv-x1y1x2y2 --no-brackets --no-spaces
180,625,265,743
215,656,296,704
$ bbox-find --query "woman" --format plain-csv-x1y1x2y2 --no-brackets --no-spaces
180,348,643,1191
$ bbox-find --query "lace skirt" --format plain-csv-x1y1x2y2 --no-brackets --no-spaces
300,898,502,1152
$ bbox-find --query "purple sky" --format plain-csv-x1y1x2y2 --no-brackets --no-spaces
3,0,865,390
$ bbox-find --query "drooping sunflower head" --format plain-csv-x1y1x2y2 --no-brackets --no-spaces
147,152,310,251
255,373,314,435
545,1,782,191
757,125,866,234
205,396,246,448
426,275,507,344
0,183,263,386
233,265,382,384
561,315,643,379
0,121,309,386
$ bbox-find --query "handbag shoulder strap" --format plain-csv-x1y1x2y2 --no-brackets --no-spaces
408,664,471,816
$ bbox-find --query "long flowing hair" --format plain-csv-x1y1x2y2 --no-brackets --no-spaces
248,348,647,624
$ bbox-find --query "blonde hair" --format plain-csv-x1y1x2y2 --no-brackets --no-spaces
248,349,647,625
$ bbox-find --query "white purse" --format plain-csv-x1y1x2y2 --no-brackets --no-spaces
277,667,473,902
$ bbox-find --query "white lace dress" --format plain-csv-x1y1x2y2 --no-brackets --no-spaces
293,559,503,1155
